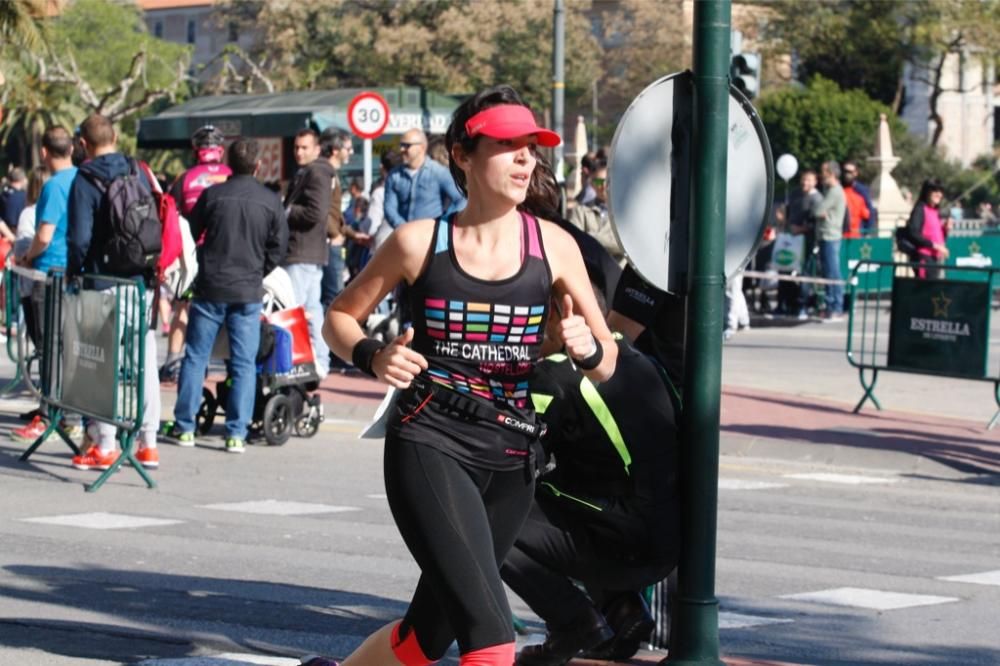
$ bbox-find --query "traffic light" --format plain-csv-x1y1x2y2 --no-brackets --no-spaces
730,52,760,99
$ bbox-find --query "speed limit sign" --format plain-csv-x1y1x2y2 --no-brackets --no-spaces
347,91,391,140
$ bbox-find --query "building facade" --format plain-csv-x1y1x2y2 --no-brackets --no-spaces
900,50,998,167
138,0,256,80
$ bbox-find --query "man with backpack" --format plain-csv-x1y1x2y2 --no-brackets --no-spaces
66,113,163,471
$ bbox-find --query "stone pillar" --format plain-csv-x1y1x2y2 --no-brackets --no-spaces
867,113,911,231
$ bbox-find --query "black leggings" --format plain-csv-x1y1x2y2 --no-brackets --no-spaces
384,432,535,659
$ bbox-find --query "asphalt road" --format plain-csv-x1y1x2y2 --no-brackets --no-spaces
0,315,997,665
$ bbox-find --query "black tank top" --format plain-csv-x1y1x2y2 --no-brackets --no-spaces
390,211,552,470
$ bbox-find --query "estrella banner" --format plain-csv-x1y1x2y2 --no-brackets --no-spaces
887,277,990,378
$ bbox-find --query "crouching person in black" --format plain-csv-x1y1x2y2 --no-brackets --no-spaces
502,287,680,666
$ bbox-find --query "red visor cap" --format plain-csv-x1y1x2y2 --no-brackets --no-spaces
465,104,562,147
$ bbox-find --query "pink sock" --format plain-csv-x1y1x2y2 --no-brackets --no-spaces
391,621,435,666
458,642,515,666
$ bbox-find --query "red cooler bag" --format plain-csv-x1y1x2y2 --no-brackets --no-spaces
267,306,315,366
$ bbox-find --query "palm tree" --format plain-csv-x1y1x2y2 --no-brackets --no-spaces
0,0,48,52
1,0,53,165
1,52,80,167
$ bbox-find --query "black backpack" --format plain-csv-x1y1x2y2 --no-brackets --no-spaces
894,226,919,260
82,159,162,277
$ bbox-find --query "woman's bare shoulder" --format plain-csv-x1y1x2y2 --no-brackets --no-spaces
537,217,576,254
389,218,437,253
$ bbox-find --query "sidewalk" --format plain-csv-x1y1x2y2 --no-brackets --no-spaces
721,385,1000,477
3,348,995,480
307,371,1000,478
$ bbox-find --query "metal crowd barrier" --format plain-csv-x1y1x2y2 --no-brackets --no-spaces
846,259,1000,429
3,263,79,453
18,270,154,492
1,251,39,396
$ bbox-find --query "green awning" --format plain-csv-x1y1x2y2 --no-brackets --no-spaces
138,87,463,149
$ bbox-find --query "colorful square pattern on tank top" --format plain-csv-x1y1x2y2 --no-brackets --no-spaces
422,297,545,409
423,298,545,344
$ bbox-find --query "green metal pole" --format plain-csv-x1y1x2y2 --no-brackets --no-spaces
667,1,730,664
552,0,566,217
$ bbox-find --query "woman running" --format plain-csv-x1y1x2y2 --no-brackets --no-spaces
322,85,617,666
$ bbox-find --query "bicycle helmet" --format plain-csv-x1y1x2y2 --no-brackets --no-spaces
191,125,226,164
191,125,225,148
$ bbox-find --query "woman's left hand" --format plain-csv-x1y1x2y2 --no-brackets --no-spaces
558,294,597,362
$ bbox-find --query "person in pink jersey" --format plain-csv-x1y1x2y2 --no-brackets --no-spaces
160,126,233,381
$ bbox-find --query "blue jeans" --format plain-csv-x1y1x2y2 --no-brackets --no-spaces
175,300,262,439
284,262,329,377
818,239,843,315
321,243,345,311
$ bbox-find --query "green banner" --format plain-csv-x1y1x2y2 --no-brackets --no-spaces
842,237,895,293
947,234,1000,282
887,277,990,379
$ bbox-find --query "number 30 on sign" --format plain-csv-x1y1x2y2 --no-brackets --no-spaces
348,92,391,140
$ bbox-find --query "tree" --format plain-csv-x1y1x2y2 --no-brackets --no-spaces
1,0,192,167
597,0,687,105
0,51,82,168
40,0,191,123
759,0,908,108
582,0,687,146
220,0,601,113
0,0,47,52
760,0,1000,147
758,76,898,174
901,0,1000,147
758,74,999,207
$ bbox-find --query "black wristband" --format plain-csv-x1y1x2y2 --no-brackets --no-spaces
574,338,604,370
352,338,386,378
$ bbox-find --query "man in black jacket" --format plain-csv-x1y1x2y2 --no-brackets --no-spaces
168,138,288,454
504,290,680,666
283,129,345,378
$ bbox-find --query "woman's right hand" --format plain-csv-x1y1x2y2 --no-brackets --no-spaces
372,327,428,389
935,244,950,260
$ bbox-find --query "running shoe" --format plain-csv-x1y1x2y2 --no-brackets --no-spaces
134,447,159,469
160,422,195,447
72,446,119,471
10,415,53,444
60,421,84,442
159,358,182,383
225,437,245,454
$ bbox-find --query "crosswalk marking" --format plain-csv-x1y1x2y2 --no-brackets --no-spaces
719,611,794,629
21,512,183,530
200,500,360,516
938,570,1000,586
719,479,788,491
783,472,898,485
137,654,298,665
780,587,958,610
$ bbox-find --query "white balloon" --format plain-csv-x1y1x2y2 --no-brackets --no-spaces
776,153,798,181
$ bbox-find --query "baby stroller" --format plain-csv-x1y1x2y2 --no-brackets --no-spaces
194,268,324,445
